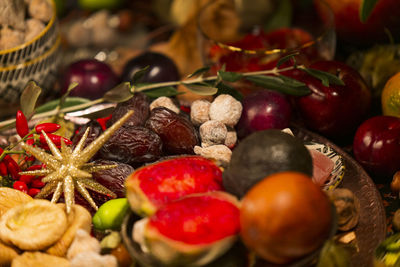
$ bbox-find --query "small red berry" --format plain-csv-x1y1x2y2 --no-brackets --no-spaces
31,178,45,188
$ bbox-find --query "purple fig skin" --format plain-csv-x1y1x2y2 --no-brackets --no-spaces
236,90,292,139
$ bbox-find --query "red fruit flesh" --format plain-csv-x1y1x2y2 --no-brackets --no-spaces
148,194,240,245
136,156,223,207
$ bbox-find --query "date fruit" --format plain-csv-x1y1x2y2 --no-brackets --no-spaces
108,92,150,128
145,107,199,155
99,126,162,166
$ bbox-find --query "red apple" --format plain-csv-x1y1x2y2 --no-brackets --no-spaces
293,60,371,140
314,0,400,43
353,115,400,180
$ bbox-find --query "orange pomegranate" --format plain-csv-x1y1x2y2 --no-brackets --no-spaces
240,171,333,264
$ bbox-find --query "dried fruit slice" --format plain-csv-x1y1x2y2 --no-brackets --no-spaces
126,156,223,216
12,252,70,267
0,241,18,266
133,191,240,266
46,204,92,256
0,187,32,218
0,199,68,251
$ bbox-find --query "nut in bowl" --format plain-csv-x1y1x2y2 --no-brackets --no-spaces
0,0,60,111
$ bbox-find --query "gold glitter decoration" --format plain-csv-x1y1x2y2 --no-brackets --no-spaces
19,111,134,213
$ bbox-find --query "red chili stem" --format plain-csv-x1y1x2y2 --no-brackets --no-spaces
16,110,29,138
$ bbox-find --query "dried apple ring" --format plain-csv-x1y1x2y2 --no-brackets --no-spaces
0,199,67,251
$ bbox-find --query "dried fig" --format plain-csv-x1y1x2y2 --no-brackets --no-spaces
12,252,70,267
0,187,32,218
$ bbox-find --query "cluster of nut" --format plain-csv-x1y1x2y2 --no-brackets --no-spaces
0,0,52,50
66,10,119,48
190,94,243,167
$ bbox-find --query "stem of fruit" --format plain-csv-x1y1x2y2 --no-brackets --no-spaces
0,129,36,162
134,65,299,92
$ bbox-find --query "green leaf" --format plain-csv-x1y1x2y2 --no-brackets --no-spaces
245,75,310,96
20,81,42,119
103,82,133,103
276,52,299,68
360,0,379,23
215,82,243,101
143,86,181,98
187,66,211,78
301,68,345,87
183,82,218,96
35,97,90,114
263,0,292,31
218,70,243,82
131,66,150,84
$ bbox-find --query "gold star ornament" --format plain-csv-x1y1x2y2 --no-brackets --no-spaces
19,111,134,213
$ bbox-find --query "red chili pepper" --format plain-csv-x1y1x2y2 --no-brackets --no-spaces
6,159,20,180
13,181,28,194
31,177,45,188
97,114,112,131
35,123,61,133
19,174,34,184
27,164,43,171
24,155,36,164
16,110,29,138
28,188,41,197
39,133,72,146
180,105,191,114
0,162,8,176
26,134,34,146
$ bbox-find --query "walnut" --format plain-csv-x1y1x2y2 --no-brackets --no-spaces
327,188,360,231
28,0,52,23
0,26,25,50
24,18,45,42
70,251,118,267
0,0,26,31
224,128,237,149
209,94,242,127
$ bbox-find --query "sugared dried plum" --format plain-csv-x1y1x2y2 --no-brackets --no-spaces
145,107,199,155
108,92,150,127
99,125,162,166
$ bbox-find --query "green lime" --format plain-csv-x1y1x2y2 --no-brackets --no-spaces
92,198,130,230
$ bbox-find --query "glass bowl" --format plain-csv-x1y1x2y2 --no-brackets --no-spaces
196,0,336,74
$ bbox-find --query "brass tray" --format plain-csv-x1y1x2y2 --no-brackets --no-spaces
121,126,387,267
292,126,387,267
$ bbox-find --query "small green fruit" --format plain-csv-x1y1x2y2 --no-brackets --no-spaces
93,198,130,230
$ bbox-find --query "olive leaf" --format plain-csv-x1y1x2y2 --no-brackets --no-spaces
187,66,211,78
183,82,218,95
131,66,150,84
20,81,42,119
35,97,90,114
103,82,133,103
360,0,379,23
142,86,181,98
215,82,243,101
301,67,345,87
245,75,310,96
276,52,299,68
218,70,243,82
263,0,292,31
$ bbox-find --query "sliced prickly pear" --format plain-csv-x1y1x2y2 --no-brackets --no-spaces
125,156,224,216
133,191,240,266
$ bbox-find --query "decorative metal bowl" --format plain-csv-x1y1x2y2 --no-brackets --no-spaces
0,0,60,107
